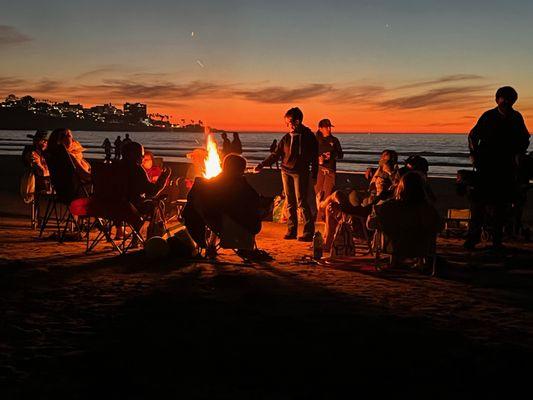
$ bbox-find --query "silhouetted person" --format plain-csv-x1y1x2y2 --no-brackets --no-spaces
114,136,122,160
255,107,318,241
102,138,112,163
221,132,232,158
122,133,132,146
269,139,279,169
315,118,343,220
465,86,530,250
231,132,243,154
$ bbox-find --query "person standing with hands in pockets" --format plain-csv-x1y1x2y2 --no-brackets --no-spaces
255,107,318,241
315,118,343,221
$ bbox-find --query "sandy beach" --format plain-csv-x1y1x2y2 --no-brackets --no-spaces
2,156,533,398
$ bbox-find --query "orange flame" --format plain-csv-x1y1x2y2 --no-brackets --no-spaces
203,128,222,179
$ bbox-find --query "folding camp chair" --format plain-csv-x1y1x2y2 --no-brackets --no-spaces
39,146,88,241
444,209,471,238
77,162,145,254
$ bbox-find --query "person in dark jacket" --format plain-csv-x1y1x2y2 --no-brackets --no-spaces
231,132,243,154
269,139,279,169
315,118,343,220
465,86,530,250
221,132,232,158
184,154,262,248
255,107,318,241
119,142,170,212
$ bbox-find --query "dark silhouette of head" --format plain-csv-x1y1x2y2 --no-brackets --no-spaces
125,133,130,139
122,142,144,165
405,155,429,175
495,86,518,115
395,171,427,203
233,132,240,140
222,154,246,177
284,107,303,132
48,128,73,151
221,132,228,140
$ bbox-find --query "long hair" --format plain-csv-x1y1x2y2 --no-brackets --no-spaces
395,171,427,204
47,128,70,152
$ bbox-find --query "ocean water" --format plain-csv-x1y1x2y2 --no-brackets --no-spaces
0,130,472,177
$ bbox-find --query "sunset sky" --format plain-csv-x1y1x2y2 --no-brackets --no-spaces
1,0,532,132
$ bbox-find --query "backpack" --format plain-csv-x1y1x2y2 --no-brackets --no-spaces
331,217,356,258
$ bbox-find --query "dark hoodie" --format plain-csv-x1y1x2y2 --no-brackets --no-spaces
260,124,318,179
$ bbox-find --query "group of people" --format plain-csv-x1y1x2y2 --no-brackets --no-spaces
101,133,133,163
23,128,172,241
220,132,243,158
255,86,530,252
22,85,530,256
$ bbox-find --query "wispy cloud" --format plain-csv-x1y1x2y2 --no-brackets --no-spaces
377,85,490,110
236,84,333,103
0,25,32,47
395,74,485,90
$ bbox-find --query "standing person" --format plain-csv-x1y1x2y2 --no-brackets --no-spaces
255,107,318,241
231,132,243,154
465,86,530,250
221,132,232,158
315,118,343,220
114,136,122,160
102,138,112,163
122,133,132,146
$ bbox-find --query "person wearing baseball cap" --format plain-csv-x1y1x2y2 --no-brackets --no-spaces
315,119,343,221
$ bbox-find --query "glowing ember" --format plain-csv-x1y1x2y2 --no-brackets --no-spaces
203,129,222,179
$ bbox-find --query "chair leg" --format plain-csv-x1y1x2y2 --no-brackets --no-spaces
39,198,54,237
431,255,437,277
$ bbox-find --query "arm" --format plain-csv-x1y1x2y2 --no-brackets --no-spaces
516,113,530,154
258,137,284,169
310,134,319,180
334,137,343,160
468,115,484,166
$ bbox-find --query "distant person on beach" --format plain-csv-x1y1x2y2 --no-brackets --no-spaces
255,107,318,241
122,133,132,146
102,138,112,163
231,132,243,154
465,86,530,250
47,128,91,182
142,151,163,183
315,118,343,220
114,136,122,160
184,154,262,250
221,132,232,158
269,139,279,169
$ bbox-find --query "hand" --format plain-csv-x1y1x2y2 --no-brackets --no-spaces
254,164,263,172
318,155,324,165
324,152,331,160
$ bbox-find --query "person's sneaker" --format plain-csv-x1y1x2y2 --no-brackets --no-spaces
284,232,297,240
298,234,313,242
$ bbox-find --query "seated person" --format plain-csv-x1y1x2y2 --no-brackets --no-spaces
319,190,370,252
183,154,262,250
399,155,436,202
118,142,171,232
142,150,163,183
47,128,91,183
367,149,400,203
22,130,50,194
367,171,443,262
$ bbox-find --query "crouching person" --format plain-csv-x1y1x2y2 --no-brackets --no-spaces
184,154,267,259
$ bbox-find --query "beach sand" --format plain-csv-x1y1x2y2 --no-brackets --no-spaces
2,158,533,398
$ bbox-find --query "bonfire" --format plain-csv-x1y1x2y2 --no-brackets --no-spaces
203,127,222,179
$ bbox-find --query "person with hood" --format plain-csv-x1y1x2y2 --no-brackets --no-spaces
255,107,318,241
221,132,232,158
231,132,243,154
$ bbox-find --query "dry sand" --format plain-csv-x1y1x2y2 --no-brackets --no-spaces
2,159,533,398
2,201,533,398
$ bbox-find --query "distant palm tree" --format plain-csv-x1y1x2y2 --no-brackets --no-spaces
190,119,195,125
181,118,186,125
198,119,203,126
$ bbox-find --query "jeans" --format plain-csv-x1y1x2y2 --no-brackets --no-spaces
281,170,314,236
